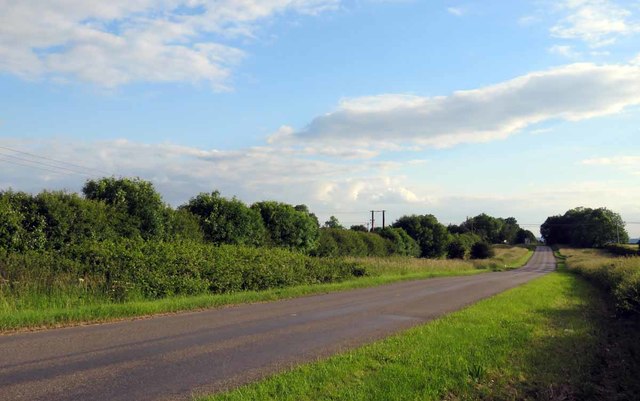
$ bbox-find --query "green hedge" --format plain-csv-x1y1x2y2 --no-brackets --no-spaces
604,244,640,257
0,240,363,303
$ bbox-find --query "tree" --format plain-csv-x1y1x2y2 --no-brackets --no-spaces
378,227,420,257
181,191,265,246
470,241,495,259
83,177,166,239
251,201,319,252
392,214,451,258
541,207,628,247
350,225,368,232
323,216,344,229
447,238,467,259
515,228,537,244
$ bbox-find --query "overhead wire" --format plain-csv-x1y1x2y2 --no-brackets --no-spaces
0,145,113,176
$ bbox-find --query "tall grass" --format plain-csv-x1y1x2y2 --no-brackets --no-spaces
560,247,640,315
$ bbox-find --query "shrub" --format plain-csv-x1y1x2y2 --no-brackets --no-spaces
447,239,467,259
470,241,495,259
0,239,365,303
181,191,264,246
251,201,319,253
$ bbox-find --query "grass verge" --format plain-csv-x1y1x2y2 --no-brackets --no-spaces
0,247,532,332
198,270,606,401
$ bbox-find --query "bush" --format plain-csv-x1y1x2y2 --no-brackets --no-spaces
470,241,495,259
447,239,467,259
604,244,640,257
251,201,319,253
181,191,264,246
314,229,394,257
0,239,365,302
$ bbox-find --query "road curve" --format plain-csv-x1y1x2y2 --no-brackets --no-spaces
0,246,555,401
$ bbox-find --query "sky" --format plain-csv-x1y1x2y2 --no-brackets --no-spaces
0,0,639,237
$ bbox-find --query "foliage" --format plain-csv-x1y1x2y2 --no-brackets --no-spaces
314,228,389,257
470,241,495,259
542,207,629,247
83,177,166,239
561,248,640,315
378,227,420,257
350,225,368,232
447,238,467,259
392,214,451,258
323,216,344,229
515,228,537,244
181,191,264,246
251,201,319,253
0,239,363,303
455,214,526,244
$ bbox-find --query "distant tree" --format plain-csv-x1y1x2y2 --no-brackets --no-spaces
350,225,369,232
295,204,320,228
379,227,420,257
83,177,166,239
447,238,467,259
515,228,537,244
541,207,628,247
393,214,451,258
470,241,495,259
181,191,265,246
324,216,344,229
252,201,319,252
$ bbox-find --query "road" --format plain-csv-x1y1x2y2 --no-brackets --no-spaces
0,246,556,401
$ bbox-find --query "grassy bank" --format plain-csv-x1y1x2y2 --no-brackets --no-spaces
199,271,605,401
559,247,640,314
0,247,531,332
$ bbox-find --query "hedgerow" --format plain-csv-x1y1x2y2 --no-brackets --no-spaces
0,240,363,303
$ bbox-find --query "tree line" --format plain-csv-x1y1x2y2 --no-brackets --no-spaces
1,177,538,260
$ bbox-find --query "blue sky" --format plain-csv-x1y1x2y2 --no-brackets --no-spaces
0,0,639,236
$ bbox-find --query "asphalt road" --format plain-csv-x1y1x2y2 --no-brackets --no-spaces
0,246,556,401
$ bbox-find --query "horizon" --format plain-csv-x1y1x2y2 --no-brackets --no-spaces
1,0,639,238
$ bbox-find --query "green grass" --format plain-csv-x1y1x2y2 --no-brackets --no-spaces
0,247,532,332
198,270,606,401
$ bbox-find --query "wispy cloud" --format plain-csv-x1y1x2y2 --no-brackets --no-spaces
271,62,640,150
0,0,341,89
550,0,639,47
447,7,465,17
548,44,581,58
582,155,640,175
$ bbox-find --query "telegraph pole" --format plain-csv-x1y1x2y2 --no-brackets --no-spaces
370,210,375,231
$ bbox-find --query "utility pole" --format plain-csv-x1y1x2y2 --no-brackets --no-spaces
382,210,386,229
370,210,375,232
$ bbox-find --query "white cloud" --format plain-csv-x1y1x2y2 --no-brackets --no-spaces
582,155,640,175
0,138,425,213
271,62,640,149
447,7,465,17
550,0,639,47
0,0,340,88
548,44,581,58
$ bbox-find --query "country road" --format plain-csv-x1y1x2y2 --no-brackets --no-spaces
0,246,556,401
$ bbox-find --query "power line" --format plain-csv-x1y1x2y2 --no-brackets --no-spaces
0,152,95,177
0,156,77,176
0,145,113,176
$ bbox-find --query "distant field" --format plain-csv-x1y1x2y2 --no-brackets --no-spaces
0,247,531,332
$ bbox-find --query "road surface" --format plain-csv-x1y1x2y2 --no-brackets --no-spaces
0,246,556,401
